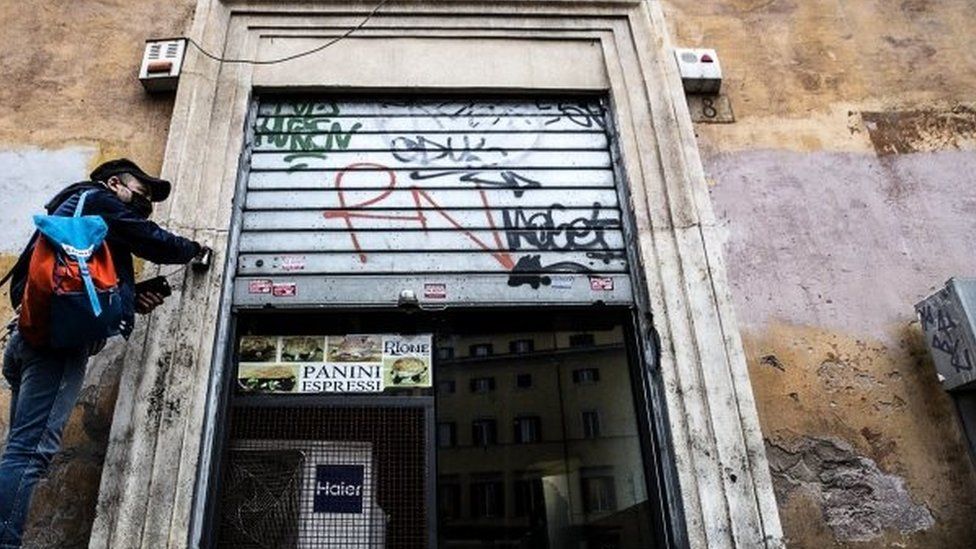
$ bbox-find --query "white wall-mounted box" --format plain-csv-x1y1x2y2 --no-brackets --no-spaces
139,38,187,93
674,48,722,94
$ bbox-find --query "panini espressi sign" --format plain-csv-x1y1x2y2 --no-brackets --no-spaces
237,334,432,393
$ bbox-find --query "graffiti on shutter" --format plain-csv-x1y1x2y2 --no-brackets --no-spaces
234,98,633,306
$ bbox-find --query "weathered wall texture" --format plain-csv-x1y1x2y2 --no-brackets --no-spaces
664,0,976,546
0,0,194,546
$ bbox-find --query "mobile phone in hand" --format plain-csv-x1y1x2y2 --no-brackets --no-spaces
135,275,172,298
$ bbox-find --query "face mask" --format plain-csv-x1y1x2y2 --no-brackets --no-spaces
128,189,154,219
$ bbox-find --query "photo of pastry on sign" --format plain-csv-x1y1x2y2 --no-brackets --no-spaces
236,334,433,394
282,336,324,362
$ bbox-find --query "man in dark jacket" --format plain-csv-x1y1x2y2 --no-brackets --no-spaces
0,158,205,548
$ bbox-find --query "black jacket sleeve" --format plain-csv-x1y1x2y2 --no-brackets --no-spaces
86,190,200,264
7,232,37,308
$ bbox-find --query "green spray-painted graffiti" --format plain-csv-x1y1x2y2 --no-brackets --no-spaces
256,101,361,170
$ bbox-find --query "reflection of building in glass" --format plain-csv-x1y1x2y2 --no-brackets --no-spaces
435,326,651,548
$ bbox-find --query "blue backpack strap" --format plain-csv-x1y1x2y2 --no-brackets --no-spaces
76,254,102,317
71,190,103,316
74,190,92,218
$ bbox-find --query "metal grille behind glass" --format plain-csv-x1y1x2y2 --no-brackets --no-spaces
217,406,428,548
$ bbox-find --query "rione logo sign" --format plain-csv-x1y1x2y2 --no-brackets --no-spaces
314,464,365,514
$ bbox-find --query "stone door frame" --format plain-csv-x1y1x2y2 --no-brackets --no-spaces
89,2,784,548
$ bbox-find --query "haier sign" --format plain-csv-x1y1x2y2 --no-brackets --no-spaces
314,464,365,514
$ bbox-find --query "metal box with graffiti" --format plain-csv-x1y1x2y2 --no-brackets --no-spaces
916,278,976,391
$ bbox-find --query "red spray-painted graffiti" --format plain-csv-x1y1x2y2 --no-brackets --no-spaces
322,163,516,269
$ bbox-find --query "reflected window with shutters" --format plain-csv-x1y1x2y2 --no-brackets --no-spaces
573,367,601,384
510,339,535,354
437,422,457,448
470,475,505,519
470,377,495,394
437,476,462,522
470,344,493,357
471,419,497,447
437,347,455,361
581,466,619,514
582,409,601,439
514,416,542,444
513,476,545,518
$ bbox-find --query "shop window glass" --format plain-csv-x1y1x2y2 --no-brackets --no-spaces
435,320,651,547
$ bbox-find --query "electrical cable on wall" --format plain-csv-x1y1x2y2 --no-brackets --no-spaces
185,0,391,65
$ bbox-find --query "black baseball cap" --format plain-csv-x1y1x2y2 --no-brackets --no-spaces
89,158,172,202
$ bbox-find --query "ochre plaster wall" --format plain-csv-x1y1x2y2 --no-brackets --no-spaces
663,0,976,546
0,1,194,546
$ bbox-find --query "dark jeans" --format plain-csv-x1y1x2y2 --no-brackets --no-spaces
0,331,88,548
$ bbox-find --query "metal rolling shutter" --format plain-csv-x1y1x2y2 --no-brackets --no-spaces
233,97,633,307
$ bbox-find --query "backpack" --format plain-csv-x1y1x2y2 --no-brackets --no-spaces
17,190,123,348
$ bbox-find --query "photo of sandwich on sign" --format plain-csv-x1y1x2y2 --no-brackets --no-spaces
281,336,324,362
237,363,299,393
239,335,278,363
382,335,433,388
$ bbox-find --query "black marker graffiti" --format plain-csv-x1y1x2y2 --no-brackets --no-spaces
932,332,974,372
391,135,507,165
380,99,606,130
586,250,627,264
502,202,619,253
506,254,596,288
310,100,625,290
405,169,541,197
507,255,552,289
536,101,606,129
919,302,975,373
